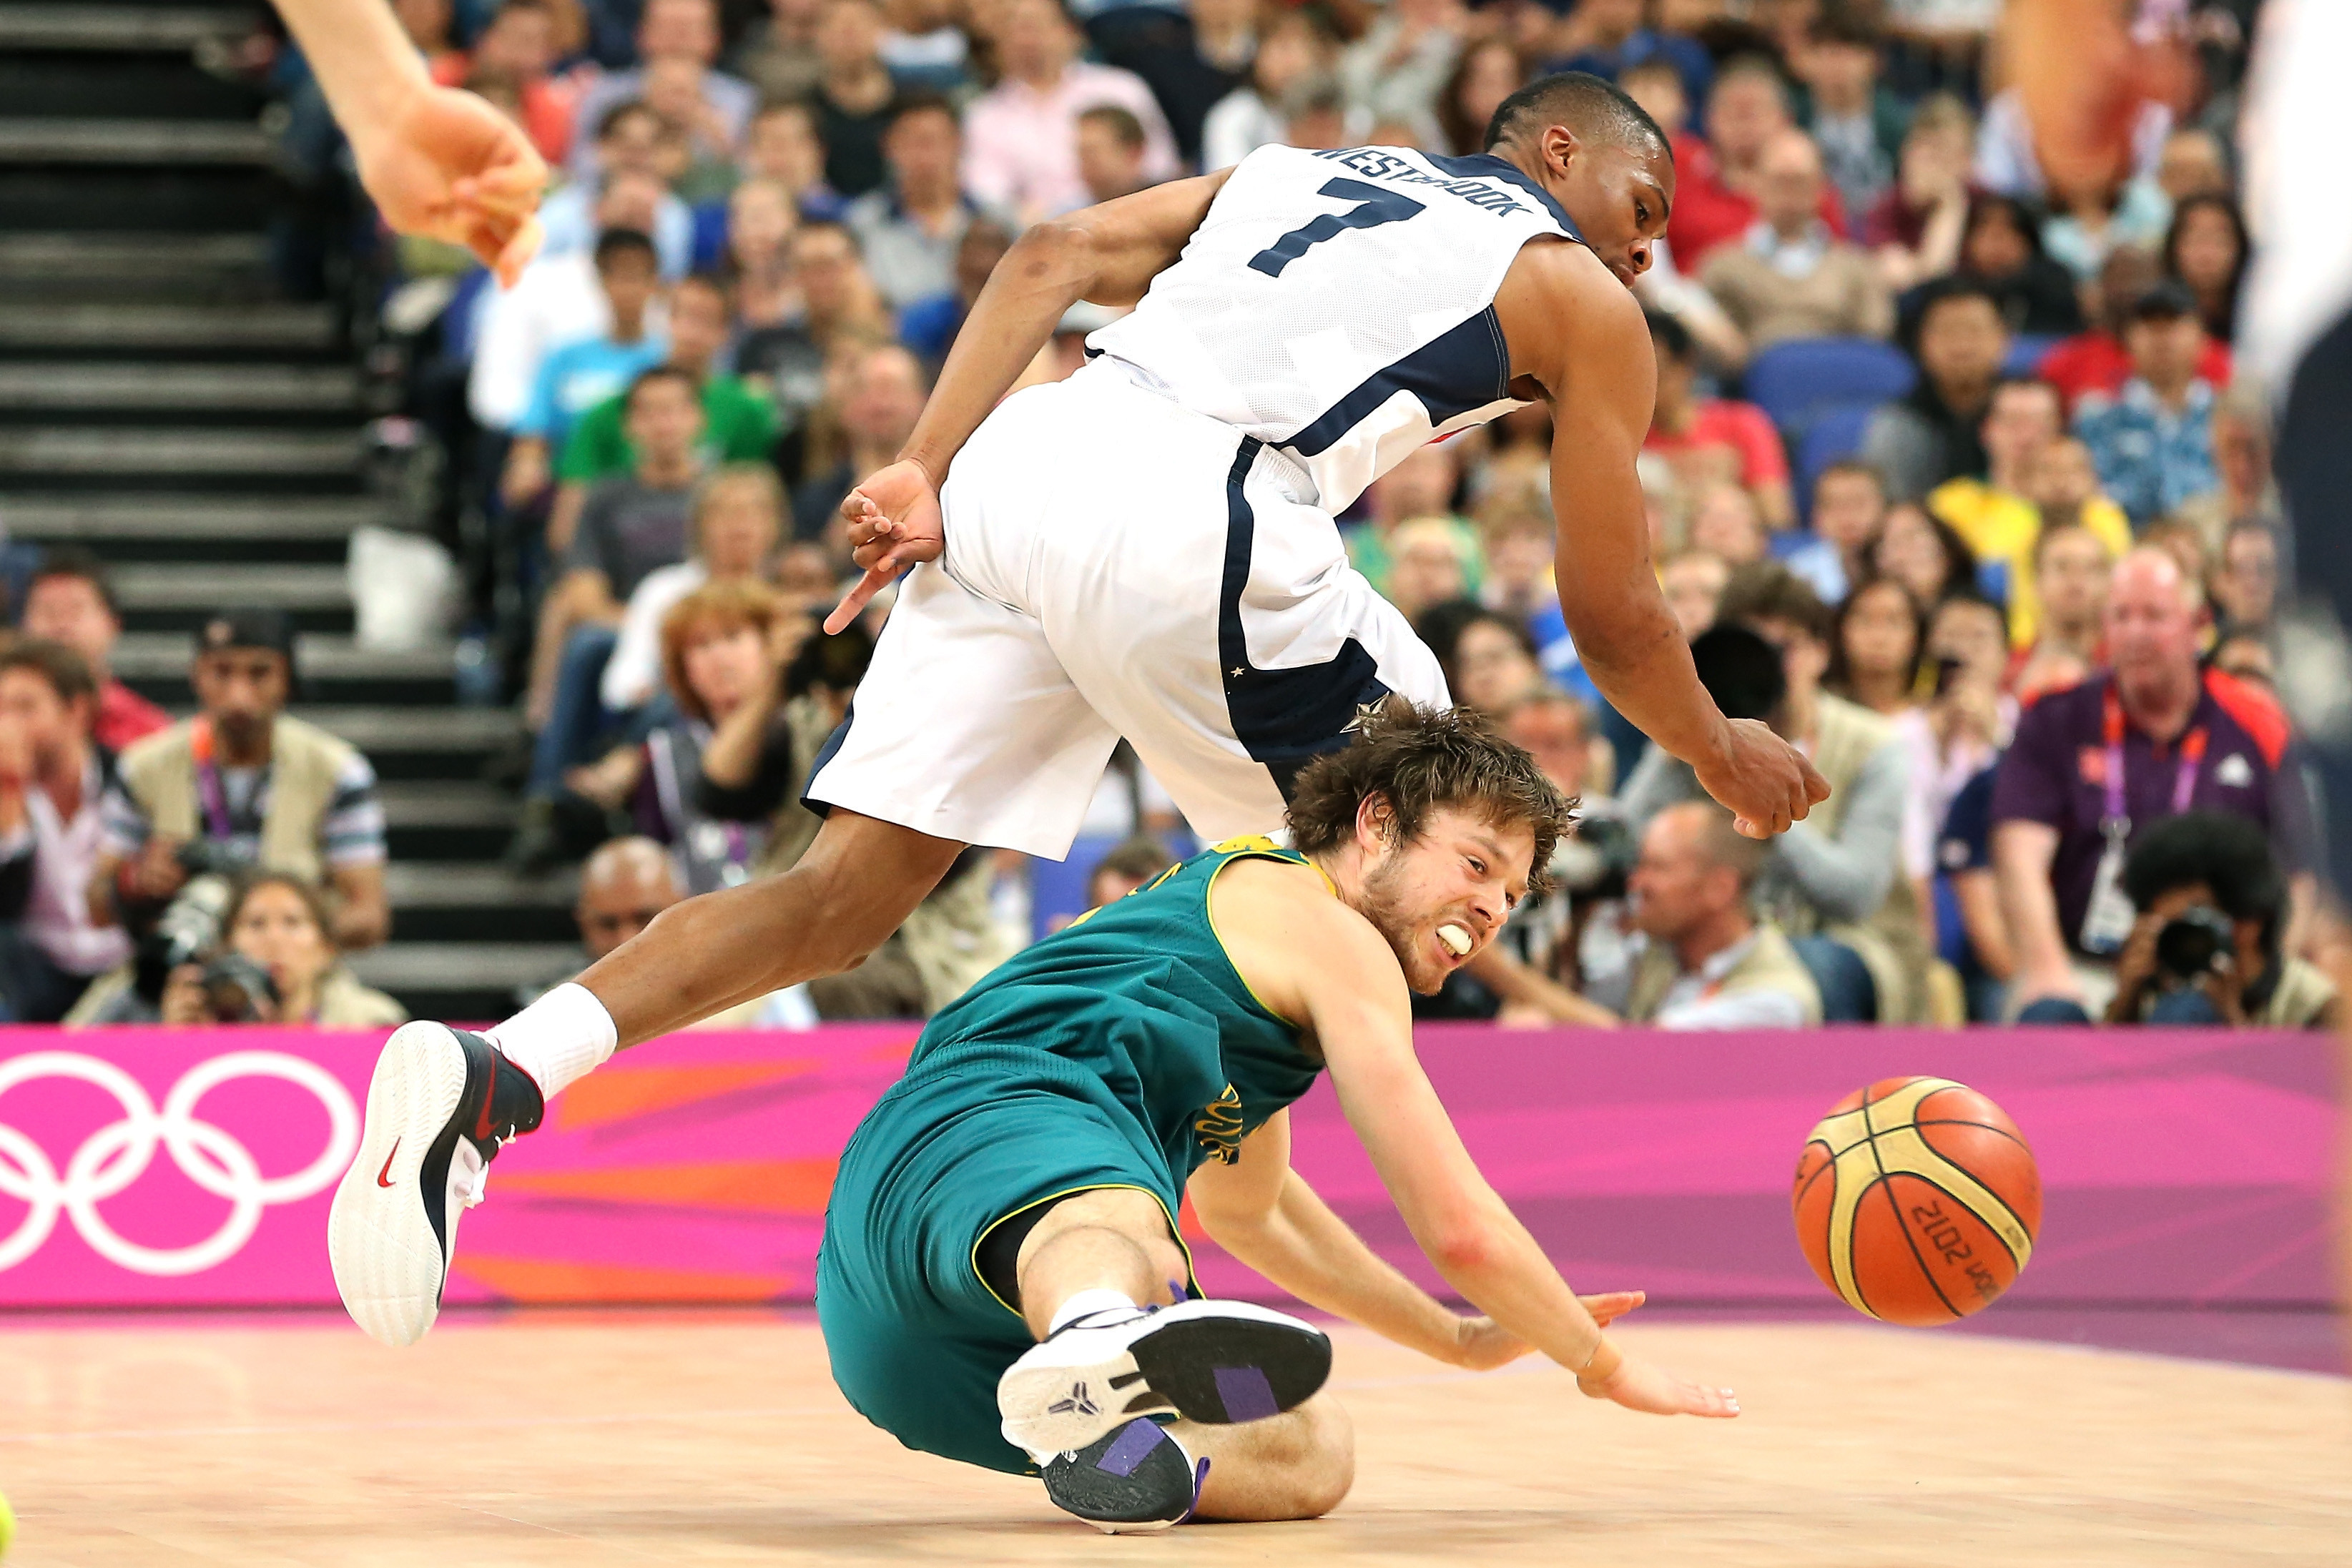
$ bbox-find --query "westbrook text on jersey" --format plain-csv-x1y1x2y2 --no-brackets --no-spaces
1310,146,1532,217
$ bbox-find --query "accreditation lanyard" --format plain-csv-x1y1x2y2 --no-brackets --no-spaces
187,719,240,842
2101,687,2208,830
2080,688,2208,954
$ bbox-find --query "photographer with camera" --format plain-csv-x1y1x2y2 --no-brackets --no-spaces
2100,812,2336,1029
84,612,390,1017
75,872,407,1027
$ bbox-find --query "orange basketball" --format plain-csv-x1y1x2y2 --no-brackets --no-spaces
1791,1077,2042,1326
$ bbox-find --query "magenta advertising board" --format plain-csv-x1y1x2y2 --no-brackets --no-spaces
0,1025,2338,1313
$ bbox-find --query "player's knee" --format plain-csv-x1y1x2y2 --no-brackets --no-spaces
1142,1235,1188,1297
1284,1397,1355,1518
1238,1395,1353,1520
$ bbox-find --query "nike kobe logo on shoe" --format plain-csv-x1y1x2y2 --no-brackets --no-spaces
1047,1382,1101,1417
376,1140,400,1188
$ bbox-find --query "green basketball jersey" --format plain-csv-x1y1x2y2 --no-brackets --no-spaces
910,836,1327,1182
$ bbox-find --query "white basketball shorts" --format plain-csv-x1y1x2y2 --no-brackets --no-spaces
803,358,1450,859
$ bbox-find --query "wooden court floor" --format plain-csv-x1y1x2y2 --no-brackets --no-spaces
4,1312,2346,1567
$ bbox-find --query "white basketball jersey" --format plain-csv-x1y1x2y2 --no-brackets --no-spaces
1087,144,1583,511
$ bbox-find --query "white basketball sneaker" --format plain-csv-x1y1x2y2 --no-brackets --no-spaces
998,1298,1331,1461
327,1022,544,1347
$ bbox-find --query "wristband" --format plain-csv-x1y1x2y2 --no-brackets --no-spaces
1574,1334,1623,1391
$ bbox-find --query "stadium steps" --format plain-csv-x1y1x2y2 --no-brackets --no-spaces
0,232,277,301
0,425,363,475
0,118,270,161
0,6,257,51
111,561,351,633
114,631,456,705
0,5,570,1020
0,302,338,353
0,3,278,230
0,362,359,415
5,493,380,561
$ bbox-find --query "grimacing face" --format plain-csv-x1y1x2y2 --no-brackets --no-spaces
1350,805,1534,996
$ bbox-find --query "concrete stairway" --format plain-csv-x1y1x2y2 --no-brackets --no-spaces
0,1,571,1020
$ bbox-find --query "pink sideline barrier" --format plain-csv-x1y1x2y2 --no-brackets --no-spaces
0,1025,2338,1312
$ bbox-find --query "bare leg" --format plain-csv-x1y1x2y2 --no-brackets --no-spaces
1181,1394,1355,1522
579,809,968,1047
1014,1188,1189,1338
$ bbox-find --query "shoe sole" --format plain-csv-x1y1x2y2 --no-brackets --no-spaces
325,1022,470,1348
999,1300,1332,1459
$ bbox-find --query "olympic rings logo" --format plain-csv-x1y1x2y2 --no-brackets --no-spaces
0,1050,358,1277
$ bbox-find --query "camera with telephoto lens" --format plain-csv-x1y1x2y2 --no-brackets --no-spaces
132,873,235,1003
1548,812,1638,904
197,950,280,1022
2154,906,2237,982
175,836,257,880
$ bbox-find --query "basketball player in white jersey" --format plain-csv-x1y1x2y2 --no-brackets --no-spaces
328,74,1830,1350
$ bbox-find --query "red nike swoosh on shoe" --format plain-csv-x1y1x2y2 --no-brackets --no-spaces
376,1139,400,1188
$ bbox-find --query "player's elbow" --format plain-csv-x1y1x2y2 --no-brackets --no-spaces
1005,219,1100,297
1427,1218,1499,1279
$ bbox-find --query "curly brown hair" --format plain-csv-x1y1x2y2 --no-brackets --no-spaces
1284,699,1576,887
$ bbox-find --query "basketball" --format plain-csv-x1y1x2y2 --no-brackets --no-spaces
1792,1077,2042,1326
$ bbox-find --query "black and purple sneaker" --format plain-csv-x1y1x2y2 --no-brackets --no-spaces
1043,1418,1209,1533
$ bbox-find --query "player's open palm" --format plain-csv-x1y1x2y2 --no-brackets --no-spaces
1583,1353,1740,1419
827,459,945,633
357,84,548,287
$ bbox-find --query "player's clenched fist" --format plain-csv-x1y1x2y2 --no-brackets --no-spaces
352,82,548,287
1695,717,1831,839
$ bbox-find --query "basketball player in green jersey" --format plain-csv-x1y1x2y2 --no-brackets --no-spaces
817,703,1738,1534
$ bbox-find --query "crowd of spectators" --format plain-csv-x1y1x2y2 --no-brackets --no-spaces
52,0,2296,1031
0,570,402,1026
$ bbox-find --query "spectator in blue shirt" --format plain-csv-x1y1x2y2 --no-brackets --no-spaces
500,229,666,518
2072,282,2222,527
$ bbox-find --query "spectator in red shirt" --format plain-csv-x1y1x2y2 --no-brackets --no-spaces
2037,245,2231,415
1641,310,1794,530
18,551,167,756
1665,55,1846,274
452,0,581,167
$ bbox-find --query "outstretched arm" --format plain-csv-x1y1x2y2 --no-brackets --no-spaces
1493,240,1826,839
1191,1110,1642,1369
270,0,547,283
825,171,1231,631
1213,863,1736,1417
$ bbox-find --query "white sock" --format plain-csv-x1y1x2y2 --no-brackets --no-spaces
486,983,617,1100
1048,1288,1138,1333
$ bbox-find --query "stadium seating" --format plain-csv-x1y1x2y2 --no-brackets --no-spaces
1743,337,1918,440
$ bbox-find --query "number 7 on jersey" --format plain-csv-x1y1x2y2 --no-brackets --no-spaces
1249,177,1427,278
